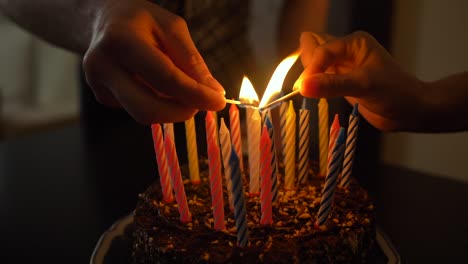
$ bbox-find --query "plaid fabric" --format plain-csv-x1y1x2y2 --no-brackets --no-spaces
157,0,252,97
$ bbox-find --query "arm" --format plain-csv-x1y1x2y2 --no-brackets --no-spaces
0,0,96,55
422,73,468,132
297,31,468,133
0,0,225,124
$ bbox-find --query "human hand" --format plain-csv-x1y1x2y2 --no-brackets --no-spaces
82,0,225,124
296,31,426,131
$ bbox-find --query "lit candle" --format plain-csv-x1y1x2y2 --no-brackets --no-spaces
205,111,225,230
264,114,279,203
163,126,192,223
151,124,174,203
297,98,311,185
247,109,261,195
185,116,200,184
315,127,346,227
229,147,249,247
318,98,329,177
260,125,273,225
219,118,234,211
229,104,244,172
340,104,360,188
328,114,341,164
284,101,296,189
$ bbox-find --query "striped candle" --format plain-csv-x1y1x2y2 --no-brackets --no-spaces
260,125,273,225
328,114,341,164
151,124,174,203
164,123,175,141
340,104,360,188
315,128,346,227
164,129,192,223
229,147,249,247
247,109,261,195
318,98,329,177
279,101,288,164
229,104,244,172
219,118,234,212
205,111,225,230
297,98,311,185
185,116,200,184
264,115,279,203
284,101,296,189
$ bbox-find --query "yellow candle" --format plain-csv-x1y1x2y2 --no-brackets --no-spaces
247,109,261,195
185,116,200,184
284,101,296,189
318,98,329,177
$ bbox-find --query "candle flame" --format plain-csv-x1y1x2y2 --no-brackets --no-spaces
258,51,299,108
238,76,259,105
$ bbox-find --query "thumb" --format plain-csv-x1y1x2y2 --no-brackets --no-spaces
298,71,366,98
160,18,224,93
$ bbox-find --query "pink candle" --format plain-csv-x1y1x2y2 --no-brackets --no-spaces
260,125,273,225
163,128,191,223
151,124,174,203
205,111,226,230
229,104,244,172
328,114,341,164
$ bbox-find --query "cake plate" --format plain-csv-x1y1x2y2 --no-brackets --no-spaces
90,213,401,264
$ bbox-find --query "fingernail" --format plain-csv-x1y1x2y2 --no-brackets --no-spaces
205,76,225,94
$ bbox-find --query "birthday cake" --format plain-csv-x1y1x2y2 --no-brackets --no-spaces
131,159,376,263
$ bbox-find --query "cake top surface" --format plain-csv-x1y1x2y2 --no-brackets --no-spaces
133,162,375,263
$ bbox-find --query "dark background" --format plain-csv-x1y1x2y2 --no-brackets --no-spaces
2,0,468,263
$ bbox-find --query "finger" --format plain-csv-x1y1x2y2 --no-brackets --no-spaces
344,97,399,131
159,17,224,92
299,71,366,98
91,84,122,108
300,32,336,67
102,32,225,111
99,58,198,124
82,58,121,107
300,32,320,68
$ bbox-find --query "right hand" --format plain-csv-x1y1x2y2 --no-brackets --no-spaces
82,0,226,124
297,31,426,132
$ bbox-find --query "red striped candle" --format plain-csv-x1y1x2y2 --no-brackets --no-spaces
260,125,273,225
328,114,341,164
163,128,191,223
151,124,174,203
205,111,226,230
229,104,244,172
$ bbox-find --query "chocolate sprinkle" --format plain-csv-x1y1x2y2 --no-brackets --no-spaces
132,160,376,263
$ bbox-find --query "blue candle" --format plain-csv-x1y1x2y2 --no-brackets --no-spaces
264,114,279,203
229,147,249,247
340,104,360,188
315,127,345,227
298,98,311,185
